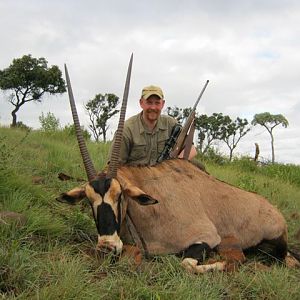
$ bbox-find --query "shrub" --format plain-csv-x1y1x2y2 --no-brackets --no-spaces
199,147,228,165
62,124,91,140
231,156,258,172
39,112,60,132
13,121,32,131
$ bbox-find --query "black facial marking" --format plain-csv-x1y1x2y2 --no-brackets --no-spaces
91,177,112,197
56,193,79,205
181,242,213,263
97,202,119,236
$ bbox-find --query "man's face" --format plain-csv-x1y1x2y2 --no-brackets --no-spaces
140,95,165,122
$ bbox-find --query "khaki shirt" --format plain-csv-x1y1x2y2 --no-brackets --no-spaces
110,112,177,166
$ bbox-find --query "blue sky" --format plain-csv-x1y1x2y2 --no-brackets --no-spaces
0,0,299,164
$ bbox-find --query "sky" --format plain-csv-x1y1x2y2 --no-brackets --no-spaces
0,0,299,164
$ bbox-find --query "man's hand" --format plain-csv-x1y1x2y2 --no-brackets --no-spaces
178,145,197,160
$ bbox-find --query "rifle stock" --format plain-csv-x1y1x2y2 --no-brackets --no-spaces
169,80,209,159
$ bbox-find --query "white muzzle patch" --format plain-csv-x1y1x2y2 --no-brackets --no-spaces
97,232,123,255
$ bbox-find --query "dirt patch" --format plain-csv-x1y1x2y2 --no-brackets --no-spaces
32,176,45,184
0,211,27,226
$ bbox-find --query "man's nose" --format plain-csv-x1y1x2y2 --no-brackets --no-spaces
148,103,157,109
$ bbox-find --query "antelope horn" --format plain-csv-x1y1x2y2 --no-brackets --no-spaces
107,54,133,178
64,64,97,181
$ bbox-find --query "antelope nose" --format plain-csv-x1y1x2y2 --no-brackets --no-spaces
97,241,116,254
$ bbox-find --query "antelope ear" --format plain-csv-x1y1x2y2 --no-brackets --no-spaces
56,186,86,205
123,186,159,206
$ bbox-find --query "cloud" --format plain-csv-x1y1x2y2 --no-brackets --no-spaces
0,0,299,164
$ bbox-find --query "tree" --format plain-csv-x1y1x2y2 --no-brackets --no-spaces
195,113,229,154
0,54,66,126
85,93,119,142
220,117,251,161
251,112,288,163
166,106,191,124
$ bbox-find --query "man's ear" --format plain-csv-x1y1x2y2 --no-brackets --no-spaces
139,98,144,109
56,186,86,205
123,185,159,206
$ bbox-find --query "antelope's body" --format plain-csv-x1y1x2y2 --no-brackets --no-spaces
60,58,297,274
58,158,289,272
118,159,287,256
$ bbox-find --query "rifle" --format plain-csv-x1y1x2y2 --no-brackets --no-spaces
157,124,182,163
157,80,209,163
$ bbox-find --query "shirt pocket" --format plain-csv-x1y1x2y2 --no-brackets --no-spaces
130,144,147,161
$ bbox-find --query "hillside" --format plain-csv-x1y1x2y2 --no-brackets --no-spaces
1,127,300,299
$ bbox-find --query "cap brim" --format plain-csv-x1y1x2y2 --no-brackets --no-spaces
142,92,163,100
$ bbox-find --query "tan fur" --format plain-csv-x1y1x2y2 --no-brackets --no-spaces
66,186,87,202
217,236,246,272
121,245,142,266
117,159,287,255
105,179,122,217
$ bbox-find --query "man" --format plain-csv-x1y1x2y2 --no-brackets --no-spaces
110,85,196,166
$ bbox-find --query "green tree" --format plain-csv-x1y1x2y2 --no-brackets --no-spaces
166,106,191,124
0,54,66,126
85,93,119,142
195,113,229,154
221,117,251,161
251,112,288,163
39,112,60,132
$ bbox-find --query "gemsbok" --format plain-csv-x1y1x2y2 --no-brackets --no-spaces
57,55,299,273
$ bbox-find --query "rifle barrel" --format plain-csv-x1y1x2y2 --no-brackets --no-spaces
192,80,209,111
169,80,209,159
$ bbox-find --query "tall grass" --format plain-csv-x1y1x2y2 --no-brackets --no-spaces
1,127,300,299
230,157,300,187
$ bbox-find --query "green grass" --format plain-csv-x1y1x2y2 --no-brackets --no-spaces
1,127,300,299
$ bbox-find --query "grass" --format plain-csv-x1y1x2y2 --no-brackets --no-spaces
1,126,300,299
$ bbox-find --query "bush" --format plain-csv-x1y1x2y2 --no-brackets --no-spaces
199,147,228,165
13,121,32,131
62,124,91,140
39,112,60,132
231,156,258,172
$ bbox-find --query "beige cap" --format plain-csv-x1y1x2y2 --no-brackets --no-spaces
141,85,164,100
